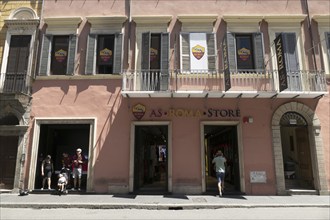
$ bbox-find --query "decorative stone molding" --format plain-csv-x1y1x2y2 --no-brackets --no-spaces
132,15,172,24
271,101,328,195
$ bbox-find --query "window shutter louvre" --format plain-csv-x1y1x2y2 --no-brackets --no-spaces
66,35,77,75
283,33,299,72
227,32,237,72
85,34,96,75
160,32,169,90
113,33,123,74
141,32,150,70
253,32,265,71
326,32,330,67
39,34,52,76
180,33,190,72
207,33,216,71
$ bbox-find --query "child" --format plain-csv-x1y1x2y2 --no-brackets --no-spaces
57,173,67,194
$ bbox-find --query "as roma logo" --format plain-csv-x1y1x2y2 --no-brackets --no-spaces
54,49,67,62
237,47,251,61
100,48,113,62
150,48,158,62
132,104,146,120
192,45,205,60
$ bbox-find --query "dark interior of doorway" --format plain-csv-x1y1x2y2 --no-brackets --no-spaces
134,125,168,194
34,124,90,191
0,136,18,190
204,125,241,195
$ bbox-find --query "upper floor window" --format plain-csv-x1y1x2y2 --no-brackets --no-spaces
140,32,169,91
180,32,216,73
141,32,169,71
6,35,31,74
227,32,264,72
85,33,122,75
39,34,77,75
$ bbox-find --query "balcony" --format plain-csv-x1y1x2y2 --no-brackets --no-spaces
1,72,33,96
121,70,328,99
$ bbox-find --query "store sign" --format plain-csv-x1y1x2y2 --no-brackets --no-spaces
132,104,240,120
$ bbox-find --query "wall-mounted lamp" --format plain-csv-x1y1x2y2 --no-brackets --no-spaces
315,128,320,134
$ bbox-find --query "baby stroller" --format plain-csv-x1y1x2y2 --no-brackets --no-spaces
57,169,69,195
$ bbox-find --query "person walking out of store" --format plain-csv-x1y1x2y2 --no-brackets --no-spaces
71,148,85,190
41,155,54,190
212,150,227,197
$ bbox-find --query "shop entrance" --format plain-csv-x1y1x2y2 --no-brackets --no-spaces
134,125,168,193
204,125,241,195
280,112,314,190
34,124,90,191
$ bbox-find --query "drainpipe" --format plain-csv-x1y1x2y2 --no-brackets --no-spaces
127,0,132,72
304,0,318,71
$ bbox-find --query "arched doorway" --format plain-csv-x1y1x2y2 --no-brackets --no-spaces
280,112,314,190
271,102,328,195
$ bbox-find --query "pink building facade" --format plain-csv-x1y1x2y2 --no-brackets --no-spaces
1,0,329,195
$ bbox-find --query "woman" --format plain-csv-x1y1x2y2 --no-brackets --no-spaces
41,155,54,190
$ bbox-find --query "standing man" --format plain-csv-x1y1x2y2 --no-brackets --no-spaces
212,150,227,197
71,148,86,190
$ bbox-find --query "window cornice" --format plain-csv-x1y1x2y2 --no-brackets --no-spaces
86,16,128,25
177,15,217,24
132,15,172,24
312,15,330,26
264,15,306,25
44,17,82,27
222,15,263,24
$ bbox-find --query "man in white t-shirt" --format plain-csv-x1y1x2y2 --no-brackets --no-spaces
212,150,227,197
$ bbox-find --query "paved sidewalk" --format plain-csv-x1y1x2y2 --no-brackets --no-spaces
1,193,329,210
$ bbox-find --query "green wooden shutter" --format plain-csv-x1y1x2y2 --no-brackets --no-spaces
253,32,265,71
207,33,216,71
113,33,123,74
227,32,237,72
39,34,52,76
85,34,96,75
66,34,77,75
180,33,190,72
160,32,169,90
141,32,150,70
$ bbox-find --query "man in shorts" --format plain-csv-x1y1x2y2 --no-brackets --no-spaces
212,150,227,197
71,148,86,190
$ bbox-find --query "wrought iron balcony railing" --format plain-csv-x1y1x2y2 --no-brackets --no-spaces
122,69,328,98
1,72,33,96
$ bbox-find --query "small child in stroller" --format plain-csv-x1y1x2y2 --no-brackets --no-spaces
57,172,68,195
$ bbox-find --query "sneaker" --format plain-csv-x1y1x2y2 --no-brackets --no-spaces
41,188,44,190
219,191,222,197
78,188,81,191
71,188,75,190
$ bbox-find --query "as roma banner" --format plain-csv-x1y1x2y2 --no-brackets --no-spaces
190,33,208,72
274,34,288,92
